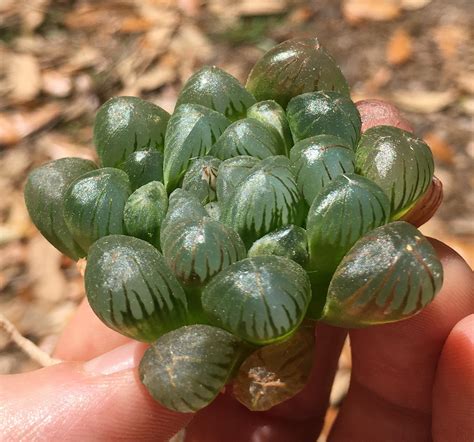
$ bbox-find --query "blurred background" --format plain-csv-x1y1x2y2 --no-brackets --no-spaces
0,0,472,438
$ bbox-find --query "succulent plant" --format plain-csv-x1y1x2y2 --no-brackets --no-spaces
24,37,444,415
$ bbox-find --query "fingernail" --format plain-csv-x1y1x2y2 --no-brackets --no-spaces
83,341,146,375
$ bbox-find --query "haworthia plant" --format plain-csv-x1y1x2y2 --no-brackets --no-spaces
63,168,131,252
322,222,443,327
85,235,189,342
121,149,164,191
247,100,294,154
139,325,249,412
176,66,256,121
221,156,306,248
287,91,361,147
246,37,350,107
163,104,230,192
202,256,312,345
93,96,169,168
290,134,355,206
181,156,221,204
24,157,97,260
123,181,168,248
209,118,285,161
355,125,434,219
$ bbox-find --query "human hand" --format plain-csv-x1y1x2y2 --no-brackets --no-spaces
0,239,472,442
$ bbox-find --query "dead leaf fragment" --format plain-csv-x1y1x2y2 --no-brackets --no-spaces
401,0,432,10
392,90,456,113
42,70,73,98
7,53,42,103
387,28,413,65
342,0,401,24
432,25,469,60
0,103,61,146
423,132,456,164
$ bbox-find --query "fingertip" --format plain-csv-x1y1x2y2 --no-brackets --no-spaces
433,314,474,441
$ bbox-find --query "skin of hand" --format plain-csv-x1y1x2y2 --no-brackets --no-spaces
0,240,472,441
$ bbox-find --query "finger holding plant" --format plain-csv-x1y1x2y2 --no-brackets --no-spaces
24,37,444,414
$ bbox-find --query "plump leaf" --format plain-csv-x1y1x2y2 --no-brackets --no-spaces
93,96,169,168
355,125,434,219
322,222,443,327
24,158,97,260
163,104,230,192
202,256,312,345
124,181,168,248
63,168,131,252
85,235,189,342
248,225,309,267
209,118,285,161
247,100,293,154
176,66,256,121
161,217,246,288
216,156,260,202
121,149,163,191
306,174,390,292
233,322,315,411
139,325,248,412
182,156,221,204
160,189,208,241
246,37,350,107
287,91,361,147
290,134,355,206
221,156,306,248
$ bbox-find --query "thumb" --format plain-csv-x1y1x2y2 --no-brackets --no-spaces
0,341,191,441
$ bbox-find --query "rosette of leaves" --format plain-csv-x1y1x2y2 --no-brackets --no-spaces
23,36,445,416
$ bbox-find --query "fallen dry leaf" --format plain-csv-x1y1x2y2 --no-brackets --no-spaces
457,72,474,94
41,70,73,98
432,24,469,61
6,53,42,103
19,0,50,31
401,0,432,10
423,132,456,164
135,62,176,92
237,0,287,16
342,0,401,24
0,103,61,146
392,90,456,113
387,28,413,65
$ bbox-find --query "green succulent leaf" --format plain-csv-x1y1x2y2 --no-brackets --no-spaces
246,37,350,107
247,100,293,154
204,201,221,220
216,156,260,202
160,189,208,241
85,235,189,342
233,322,315,411
161,217,246,288
248,225,309,267
209,118,285,161
93,96,169,168
63,168,131,252
306,174,390,292
221,156,306,248
290,134,355,206
124,181,168,248
139,325,248,412
121,149,164,191
176,66,256,121
287,91,361,147
355,125,434,219
163,104,230,192
24,158,97,260
322,221,443,327
202,256,312,345
182,156,221,204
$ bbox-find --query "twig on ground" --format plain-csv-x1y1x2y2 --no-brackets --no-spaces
0,312,61,367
